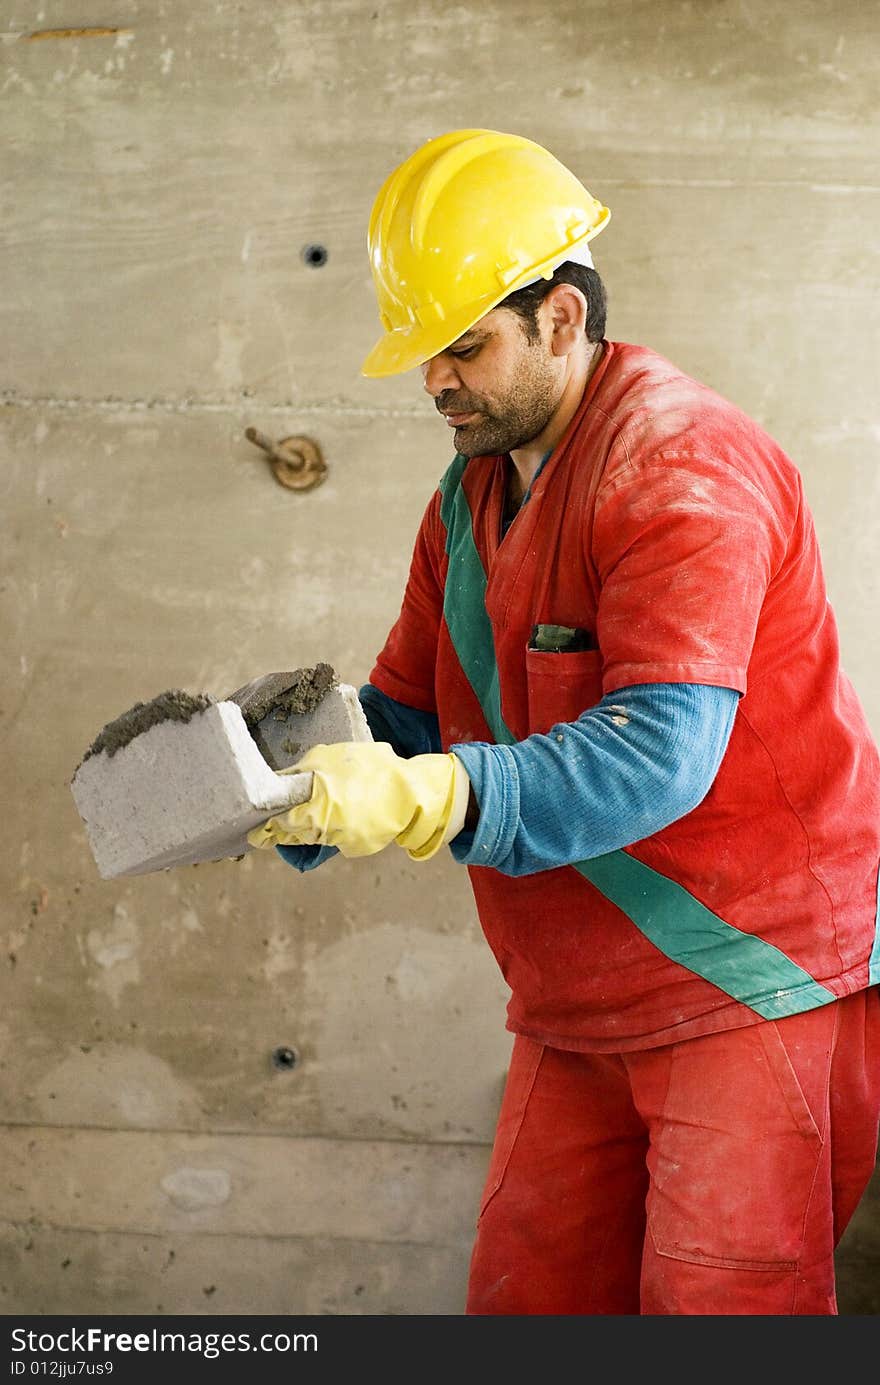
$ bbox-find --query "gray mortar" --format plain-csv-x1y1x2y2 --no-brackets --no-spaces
229,663,338,727
76,664,338,779
79,690,216,766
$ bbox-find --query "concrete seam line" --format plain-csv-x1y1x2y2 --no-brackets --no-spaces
1,391,428,420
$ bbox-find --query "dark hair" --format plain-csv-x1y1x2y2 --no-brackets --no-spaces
500,262,607,344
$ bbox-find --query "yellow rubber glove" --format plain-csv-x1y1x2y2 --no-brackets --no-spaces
247,742,471,861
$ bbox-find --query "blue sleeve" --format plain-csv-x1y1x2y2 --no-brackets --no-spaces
274,683,441,871
274,841,339,872
358,683,442,756
449,682,739,877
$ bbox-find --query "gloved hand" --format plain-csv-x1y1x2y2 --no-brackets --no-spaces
247,741,471,861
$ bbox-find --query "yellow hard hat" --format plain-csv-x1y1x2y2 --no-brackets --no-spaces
361,128,610,378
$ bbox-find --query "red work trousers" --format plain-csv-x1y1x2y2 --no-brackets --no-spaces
466,987,880,1315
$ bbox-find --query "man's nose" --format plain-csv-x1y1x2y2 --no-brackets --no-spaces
422,353,460,397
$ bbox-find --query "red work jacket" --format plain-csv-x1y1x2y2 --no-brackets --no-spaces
370,341,880,1050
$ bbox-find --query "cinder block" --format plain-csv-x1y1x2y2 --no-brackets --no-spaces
228,668,372,771
70,678,371,879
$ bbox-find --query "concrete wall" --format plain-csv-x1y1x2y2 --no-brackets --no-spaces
2,0,878,1315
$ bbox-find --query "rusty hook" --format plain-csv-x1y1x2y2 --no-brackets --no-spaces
245,426,327,492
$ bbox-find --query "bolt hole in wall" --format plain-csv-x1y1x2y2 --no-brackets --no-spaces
302,243,328,267
271,1045,300,1071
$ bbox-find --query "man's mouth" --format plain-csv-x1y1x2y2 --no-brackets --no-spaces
441,410,479,427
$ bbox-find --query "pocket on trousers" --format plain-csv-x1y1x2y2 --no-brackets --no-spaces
478,1038,543,1221
755,1018,825,1143
647,1022,826,1271
524,647,604,735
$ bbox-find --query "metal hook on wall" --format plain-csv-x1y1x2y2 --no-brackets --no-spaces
244,426,327,492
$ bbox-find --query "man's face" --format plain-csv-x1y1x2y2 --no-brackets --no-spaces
421,306,562,458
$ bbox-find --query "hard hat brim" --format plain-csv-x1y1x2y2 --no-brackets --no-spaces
360,299,496,378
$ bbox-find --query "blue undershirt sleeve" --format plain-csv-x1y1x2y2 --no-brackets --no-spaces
448,682,739,877
357,682,443,756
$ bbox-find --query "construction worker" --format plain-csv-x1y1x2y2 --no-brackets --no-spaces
249,130,880,1315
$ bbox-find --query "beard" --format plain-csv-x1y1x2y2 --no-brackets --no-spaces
435,347,562,459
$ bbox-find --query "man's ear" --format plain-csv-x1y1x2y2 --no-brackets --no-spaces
543,283,588,357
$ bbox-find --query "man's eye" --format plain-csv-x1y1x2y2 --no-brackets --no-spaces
449,344,478,359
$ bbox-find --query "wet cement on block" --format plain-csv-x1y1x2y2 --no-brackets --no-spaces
78,666,337,773
79,691,216,767
228,663,337,726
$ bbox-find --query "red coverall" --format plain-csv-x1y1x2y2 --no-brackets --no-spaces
370,341,880,1313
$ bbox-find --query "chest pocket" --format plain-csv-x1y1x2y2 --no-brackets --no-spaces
524,647,604,735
